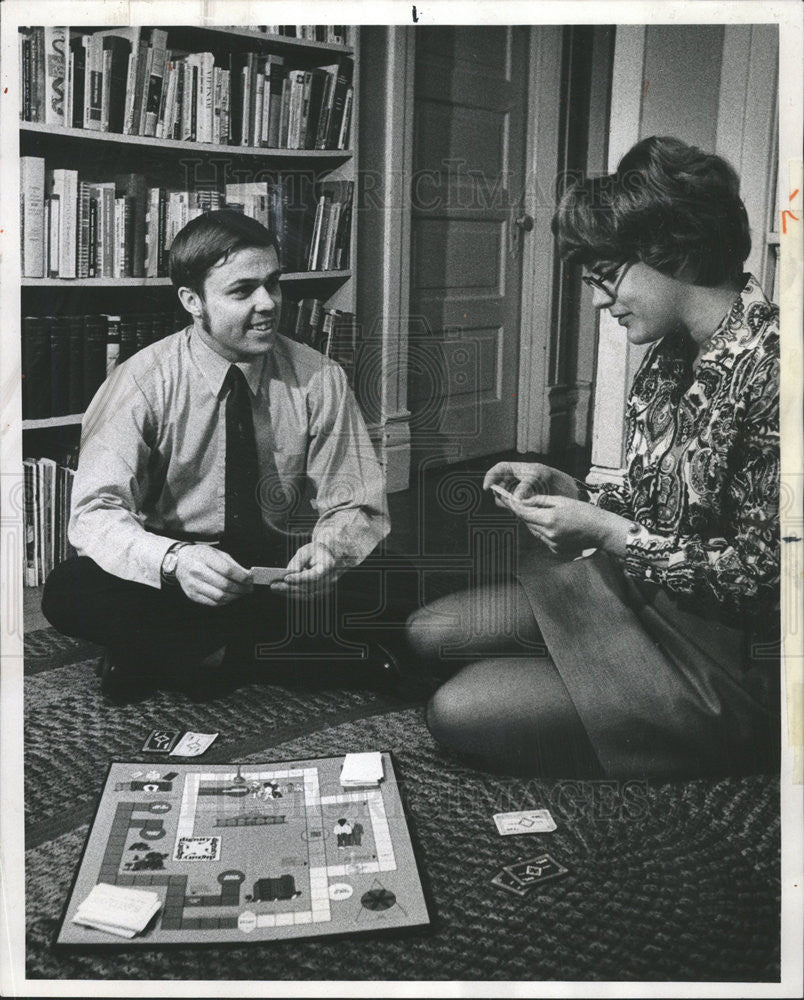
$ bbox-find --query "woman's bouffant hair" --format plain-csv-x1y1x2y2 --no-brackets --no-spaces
552,136,751,287
169,209,281,296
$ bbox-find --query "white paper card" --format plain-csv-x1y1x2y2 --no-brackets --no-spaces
493,809,557,835
73,883,161,937
251,566,287,586
169,731,219,757
340,751,384,786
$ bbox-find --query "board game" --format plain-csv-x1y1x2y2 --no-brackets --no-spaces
55,754,429,948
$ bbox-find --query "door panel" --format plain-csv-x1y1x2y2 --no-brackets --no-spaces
410,26,528,463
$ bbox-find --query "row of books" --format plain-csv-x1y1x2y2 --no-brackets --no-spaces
285,302,361,385
18,27,353,150
242,26,353,44
21,158,353,279
22,456,77,586
22,312,178,419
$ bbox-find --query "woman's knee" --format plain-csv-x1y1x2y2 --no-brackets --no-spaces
405,602,458,662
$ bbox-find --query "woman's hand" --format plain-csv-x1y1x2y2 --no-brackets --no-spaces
483,461,581,503
505,494,633,559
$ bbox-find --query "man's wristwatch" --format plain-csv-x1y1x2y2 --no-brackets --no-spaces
160,542,192,586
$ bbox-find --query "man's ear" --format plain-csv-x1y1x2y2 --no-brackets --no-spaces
178,285,204,319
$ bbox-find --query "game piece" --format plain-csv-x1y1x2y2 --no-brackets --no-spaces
142,730,182,754
493,808,557,836
169,732,218,757
55,754,428,948
251,566,287,586
491,870,531,897
504,853,569,886
340,751,384,787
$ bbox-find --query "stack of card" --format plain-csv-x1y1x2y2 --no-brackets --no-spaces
72,883,161,938
491,854,569,897
340,752,384,787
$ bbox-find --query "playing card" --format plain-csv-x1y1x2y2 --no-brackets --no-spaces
491,869,531,897
251,566,287,586
504,854,569,886
493,809,557,835
169,732,218,757
141,730,181,753
490,483,517,503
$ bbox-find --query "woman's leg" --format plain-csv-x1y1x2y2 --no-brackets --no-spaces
426,656,602,778
406,582,547,677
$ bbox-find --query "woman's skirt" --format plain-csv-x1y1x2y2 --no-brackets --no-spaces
514,541,780,779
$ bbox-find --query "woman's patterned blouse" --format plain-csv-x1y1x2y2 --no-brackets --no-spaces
589,275,780,624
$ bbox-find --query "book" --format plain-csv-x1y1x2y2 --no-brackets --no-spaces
21,316,51,419
20,156,45,278
30,27,45,123
105,315,121,374
325,57,353,149
142,29,169,136
67,316,84,413
69,34,87,128
115,174,147,277
77,181,92,278
46,168,78,278
83,314,108,408
43,26,68,126
122,28,144,134
85,32,104,131
49,316,71,417
22,460,39,586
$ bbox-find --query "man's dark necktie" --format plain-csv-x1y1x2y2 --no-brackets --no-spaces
222,365,264,568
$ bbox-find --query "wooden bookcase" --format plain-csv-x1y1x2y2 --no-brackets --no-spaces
19,24,360,581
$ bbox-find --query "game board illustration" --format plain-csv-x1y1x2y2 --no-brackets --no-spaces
55,755,429,947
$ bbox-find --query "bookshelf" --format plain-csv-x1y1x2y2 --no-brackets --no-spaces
19,23,361,585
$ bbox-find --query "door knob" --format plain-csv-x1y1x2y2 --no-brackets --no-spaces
515,214,534,231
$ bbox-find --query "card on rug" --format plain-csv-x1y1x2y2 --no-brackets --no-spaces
493,809,557,835
491,869,531,896
504,854,569,885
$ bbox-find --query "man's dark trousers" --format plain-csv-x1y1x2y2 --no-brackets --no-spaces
42,552,418,687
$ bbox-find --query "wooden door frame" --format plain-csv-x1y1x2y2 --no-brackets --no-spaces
516,27,565,455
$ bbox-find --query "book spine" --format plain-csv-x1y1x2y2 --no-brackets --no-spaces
212,66,221,145
21,32,32,122
47,195,60,277
100,44,112,131
156,189,168,276
298,70,313,150
67,317,84,412
155,53,174,139
119,314,137,361
338,88,353,150
77,180,91,278
43,27,67,126
113,197,124,277
132,31,152,135
53,169,78,279
220,68,230,144
87,196,97,277
20,157,45,278
70,35,86,128
85,33,103,131
122,30,140,134
82,315,108,407
49,317,71,416
22,316,51,419
65,46,74,130
202,53,215,143
144,39,168,136
105,314,121,374
30,27,45,123
101,186,115,278
137,45,155,135
326,58,353,149
23,462,37,586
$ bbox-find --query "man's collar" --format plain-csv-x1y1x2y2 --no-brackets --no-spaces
188,327,268,397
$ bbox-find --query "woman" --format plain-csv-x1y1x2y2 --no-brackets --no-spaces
407,136,780,780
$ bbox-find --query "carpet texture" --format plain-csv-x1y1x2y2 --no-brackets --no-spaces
23,630,781,983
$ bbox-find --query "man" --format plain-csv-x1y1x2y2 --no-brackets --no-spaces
42,210,402,700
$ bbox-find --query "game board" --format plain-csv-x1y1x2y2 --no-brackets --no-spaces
55,754,429,948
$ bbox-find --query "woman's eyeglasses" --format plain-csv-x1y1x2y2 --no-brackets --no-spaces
581,261,633,299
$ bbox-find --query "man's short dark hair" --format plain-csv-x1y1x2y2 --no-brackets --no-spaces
552,136,751,287
169,209,281,296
